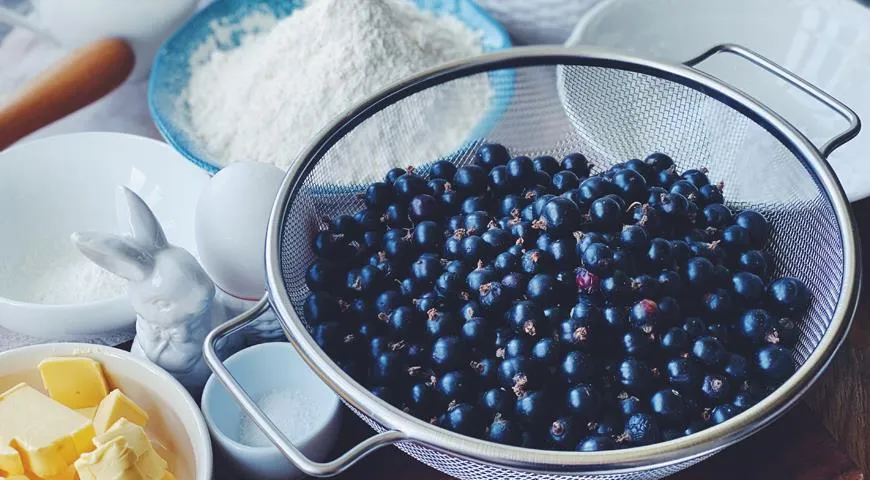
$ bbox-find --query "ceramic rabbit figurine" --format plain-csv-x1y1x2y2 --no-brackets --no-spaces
73,187,217,394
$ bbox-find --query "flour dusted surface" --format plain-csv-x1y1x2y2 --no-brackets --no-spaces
187,0,490,180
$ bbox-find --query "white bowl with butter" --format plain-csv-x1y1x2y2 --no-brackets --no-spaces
0,343,212,480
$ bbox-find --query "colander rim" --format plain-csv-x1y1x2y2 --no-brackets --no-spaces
265,45,859,473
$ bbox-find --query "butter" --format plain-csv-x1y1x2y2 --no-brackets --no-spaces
0,458,79,480
74,437,134,480
130,449,167,480
76,419,168,480
76,408,98,420
38,358,110,410
101,420,167,479
47,464,80,480
24,463,80,480
0,384,95,478
2,463,77,479
161,472,175,480
92,390,149,435
75,436,166,480
0,435,25,475
94,420,152,459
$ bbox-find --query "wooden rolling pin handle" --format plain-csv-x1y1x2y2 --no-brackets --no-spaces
0,37,135,151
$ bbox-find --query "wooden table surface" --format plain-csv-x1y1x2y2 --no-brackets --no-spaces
326,197,870,480
804,196,870,476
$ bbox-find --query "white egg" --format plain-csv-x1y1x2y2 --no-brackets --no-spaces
195,162,284,299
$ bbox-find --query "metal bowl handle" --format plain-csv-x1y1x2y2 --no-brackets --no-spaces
684,43,861,159
203,296,406,477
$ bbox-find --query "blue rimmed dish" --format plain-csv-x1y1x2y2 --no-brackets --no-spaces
148,0,513,174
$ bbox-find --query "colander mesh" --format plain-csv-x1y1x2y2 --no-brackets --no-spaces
276,61,844,479
346,401,713,480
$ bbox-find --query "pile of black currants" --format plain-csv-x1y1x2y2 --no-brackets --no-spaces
303,144,810,451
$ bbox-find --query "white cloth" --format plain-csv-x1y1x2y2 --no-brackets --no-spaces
0,2,218,350
0,24,161,143
0,27,160,350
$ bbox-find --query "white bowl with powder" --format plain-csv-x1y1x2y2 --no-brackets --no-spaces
201,342,342,480
0,132,209,339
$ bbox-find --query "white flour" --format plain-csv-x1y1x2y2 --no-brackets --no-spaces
0,238,127,305
187,0,490,179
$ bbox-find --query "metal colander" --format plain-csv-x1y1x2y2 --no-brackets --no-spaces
205,45,861,479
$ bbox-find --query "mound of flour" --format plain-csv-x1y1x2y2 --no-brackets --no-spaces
187,0,491,178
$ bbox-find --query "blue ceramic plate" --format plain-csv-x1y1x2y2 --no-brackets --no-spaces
148,0,513,174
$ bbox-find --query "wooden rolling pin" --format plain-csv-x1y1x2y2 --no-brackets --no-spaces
0,38,135,150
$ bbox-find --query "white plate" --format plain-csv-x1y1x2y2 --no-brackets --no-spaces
0,132,209,339
565,0,870,201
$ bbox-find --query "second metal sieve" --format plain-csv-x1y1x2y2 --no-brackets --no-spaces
205,45,861,479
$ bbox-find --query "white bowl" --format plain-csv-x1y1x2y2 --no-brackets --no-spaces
201,342,342,480
0,342,212,480
564,0,870,201
0,132,210,339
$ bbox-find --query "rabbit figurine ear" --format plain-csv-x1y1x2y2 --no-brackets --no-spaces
72,231,155,282
118,186,167,251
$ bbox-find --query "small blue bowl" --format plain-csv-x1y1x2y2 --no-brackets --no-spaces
148,0,513,174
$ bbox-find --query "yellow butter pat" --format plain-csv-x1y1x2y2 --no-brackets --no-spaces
0,384,95,478
161,472,175,480
75,437,134,480
76,408,98,420
38,357,110,410
48,463,80,480
1,460,78,480
92,390,149,435
85,419,167,480
20,464,79,480
94,419,152,459
132,448,167,480
0,435,25,475
75,436,165,480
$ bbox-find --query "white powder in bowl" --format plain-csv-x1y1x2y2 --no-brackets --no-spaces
238,388,325,447
186,0,490,179
0,238,127,305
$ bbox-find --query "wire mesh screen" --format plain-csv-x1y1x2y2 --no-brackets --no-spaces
345,401,715,480
275,60,845,479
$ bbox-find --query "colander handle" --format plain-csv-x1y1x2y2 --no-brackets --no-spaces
203,297,406,477
684,43,861,158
